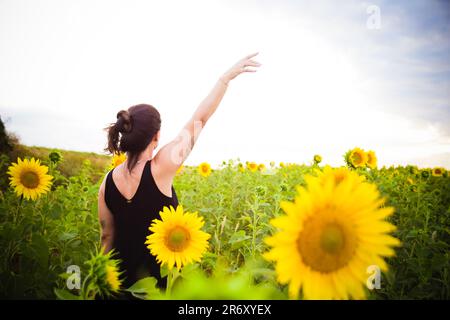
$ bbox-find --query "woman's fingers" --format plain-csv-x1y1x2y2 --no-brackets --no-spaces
240,65,258,73
223,53,260,81
248,59,261,65
244,60,261,67
244,52,259,60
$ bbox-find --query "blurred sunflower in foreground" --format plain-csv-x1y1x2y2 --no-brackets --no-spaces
84,249,122,298
169,263,283,300
145,205,210,271
7,157,53,201
264,166,400,299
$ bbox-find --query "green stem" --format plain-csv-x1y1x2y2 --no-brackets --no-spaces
80,274,91,300
13,195,23,225
166,268,179,298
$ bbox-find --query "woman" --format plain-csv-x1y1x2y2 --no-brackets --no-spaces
98,53,261,290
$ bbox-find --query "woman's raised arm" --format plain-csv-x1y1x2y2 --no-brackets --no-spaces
153,52,261,175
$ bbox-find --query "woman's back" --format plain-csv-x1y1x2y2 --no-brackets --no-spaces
104,159,178,288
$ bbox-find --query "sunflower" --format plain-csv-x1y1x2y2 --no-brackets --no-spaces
280,162,286,168
145,205,210,271
84,249,122,298
105,264,121,292
258,163,266,172
346,148,368,168
432,167,445,177
316,166,365,186
198,162,211,177
176,165,184,175
408,165,419,175
111,152,127,169
48,150,63,164
7,157,53,201
238,163,245,173
264,167,400,299
366,150,377,169
313,155,322,164
247,162,258,172
421,169,430,178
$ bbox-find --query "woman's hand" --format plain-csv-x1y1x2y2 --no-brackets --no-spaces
153,52,261,179
221,52,261,84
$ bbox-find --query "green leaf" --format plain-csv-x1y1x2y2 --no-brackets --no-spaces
125,277,162,300
54,288,80,300
25,234,49,270
180,263,199,278
59,232,78,241
228,230,252,250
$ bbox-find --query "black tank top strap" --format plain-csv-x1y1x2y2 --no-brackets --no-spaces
147,160,176,200
104,168,116,211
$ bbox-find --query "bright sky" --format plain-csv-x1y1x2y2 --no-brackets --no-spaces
1,0,449,168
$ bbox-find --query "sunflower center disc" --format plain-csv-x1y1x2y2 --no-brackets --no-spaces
320,224,344,254
351,153,361,165
297,217,356,273
166,226,190,252
20,171,40,189
333,171,347,185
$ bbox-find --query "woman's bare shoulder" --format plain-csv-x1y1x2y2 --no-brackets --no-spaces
98,170,113,197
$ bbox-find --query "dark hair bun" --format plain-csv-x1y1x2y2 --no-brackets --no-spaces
105,104,161,172
116,110,132,133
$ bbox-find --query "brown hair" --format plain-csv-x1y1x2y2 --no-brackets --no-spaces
105,104,161,172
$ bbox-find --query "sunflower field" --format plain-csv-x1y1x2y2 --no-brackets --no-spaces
0,147,449,300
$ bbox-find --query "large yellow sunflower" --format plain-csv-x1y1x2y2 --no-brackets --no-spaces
110,152,127,169
264,167,400,300
348,148,368,168
7,157,53,201
198,162,211,177
145,205,210,271
316,166,365,186
366,150,377,169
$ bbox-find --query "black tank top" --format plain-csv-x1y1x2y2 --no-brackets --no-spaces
104,160,178,289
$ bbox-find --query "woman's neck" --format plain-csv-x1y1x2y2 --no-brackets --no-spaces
136,146,154,164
